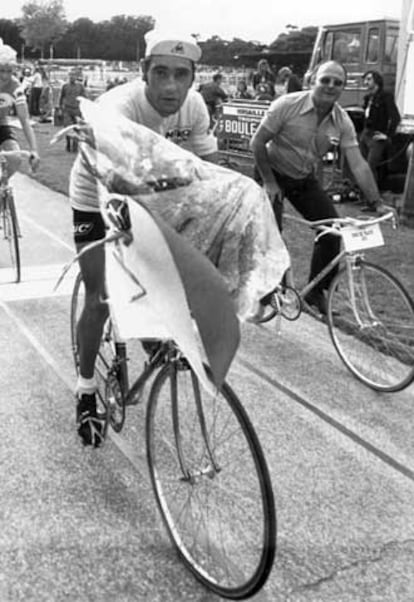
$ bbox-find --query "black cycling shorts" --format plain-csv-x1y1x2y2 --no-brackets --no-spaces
0,125,17,145
73,209,106,244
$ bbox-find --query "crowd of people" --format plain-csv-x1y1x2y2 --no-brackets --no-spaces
0,34,401,447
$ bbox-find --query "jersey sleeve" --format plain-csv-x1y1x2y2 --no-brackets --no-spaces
338,109,359,149
187,93,217,157
13,85,28,109
260,95,290,136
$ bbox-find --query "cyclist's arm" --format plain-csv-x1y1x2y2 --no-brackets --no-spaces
200,151,218,163
187,93,218,162
250,124,282,199
15,101,40,168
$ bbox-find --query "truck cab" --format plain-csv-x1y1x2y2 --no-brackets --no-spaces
305,19,399,122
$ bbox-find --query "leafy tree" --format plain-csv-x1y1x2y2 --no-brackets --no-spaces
54,17,96,58
19,0,68,58
0,19,25,55
55,14,154,61
270,25,318,52
199,36,264,66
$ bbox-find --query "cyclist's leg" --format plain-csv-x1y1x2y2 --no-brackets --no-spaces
288,179,340,290
73,209,108,446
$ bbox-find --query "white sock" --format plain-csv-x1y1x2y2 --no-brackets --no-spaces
76,375,97,396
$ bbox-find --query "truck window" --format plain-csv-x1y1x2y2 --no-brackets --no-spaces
323,31,334,60
366,28,379,63
332,30,361,63
384,33,398,63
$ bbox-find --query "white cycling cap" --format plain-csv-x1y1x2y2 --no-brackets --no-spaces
0,38,17,64
145,32,202,62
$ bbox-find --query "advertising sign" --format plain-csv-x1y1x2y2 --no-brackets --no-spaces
216,101,269,154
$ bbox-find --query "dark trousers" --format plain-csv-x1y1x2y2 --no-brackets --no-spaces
29,87,42,116
255,168,340,291
359,128,389,190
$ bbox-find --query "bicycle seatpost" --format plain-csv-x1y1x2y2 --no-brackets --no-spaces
0,155,9,186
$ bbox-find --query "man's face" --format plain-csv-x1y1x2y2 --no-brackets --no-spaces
0,66,13,85
363,73,377,92
145,55,194,117
312,62,346,107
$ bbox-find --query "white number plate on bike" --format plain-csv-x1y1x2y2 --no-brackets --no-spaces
342,223,384,252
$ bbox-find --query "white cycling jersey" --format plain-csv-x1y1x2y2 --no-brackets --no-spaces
70,78,217,212
0,76,28,126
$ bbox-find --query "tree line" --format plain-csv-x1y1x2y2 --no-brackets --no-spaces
0,0,317,68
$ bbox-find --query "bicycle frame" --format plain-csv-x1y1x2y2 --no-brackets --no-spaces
112,335,221,481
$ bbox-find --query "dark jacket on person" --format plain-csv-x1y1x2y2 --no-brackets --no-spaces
286,74,302,93
362,89,401,137
199,81,228,108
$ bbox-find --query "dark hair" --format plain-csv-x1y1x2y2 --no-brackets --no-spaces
312,60,348,86
141,56,196,83
363,70,383,89
212,72,222,82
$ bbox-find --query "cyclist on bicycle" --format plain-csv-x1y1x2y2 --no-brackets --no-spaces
0,39,40,174
70,33,220,447
251,60,389,315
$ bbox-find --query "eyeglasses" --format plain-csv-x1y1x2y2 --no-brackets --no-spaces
318,76,344,87
0,68,13,74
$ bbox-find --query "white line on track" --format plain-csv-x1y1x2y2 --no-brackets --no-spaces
0,293,147,477
19,212,74,252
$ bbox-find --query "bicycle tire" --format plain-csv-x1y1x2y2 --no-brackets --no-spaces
258,285,302,324
146,361,276,599
70,272,127,432
0,189,21,283
327,260,414,392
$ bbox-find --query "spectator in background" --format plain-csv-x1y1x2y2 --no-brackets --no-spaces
252,59,275,99
254,83,273,101
234,79,253,99
30,66,43,116
360,69,401,197
199,72,228,126
38,70,53,123
274,66,302,98
59,70,88,152
19,66,32,106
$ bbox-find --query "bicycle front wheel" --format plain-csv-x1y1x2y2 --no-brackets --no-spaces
0,189,21,283
146,362,276,599
327,260,414,392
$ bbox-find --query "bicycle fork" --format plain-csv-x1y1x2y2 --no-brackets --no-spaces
170,365,221,484
345,256,379,328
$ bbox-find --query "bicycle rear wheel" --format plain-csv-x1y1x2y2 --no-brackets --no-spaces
146,361,276,599
327,260,414,392
0,189,21,283
70,272,127,432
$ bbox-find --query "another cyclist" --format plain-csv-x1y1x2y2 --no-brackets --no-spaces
0,39,40,174
251,60,389,315
70,33,220,447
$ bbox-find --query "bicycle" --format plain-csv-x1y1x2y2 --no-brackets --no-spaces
259,211,414,393
0,150,30,283
69,197,277,600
